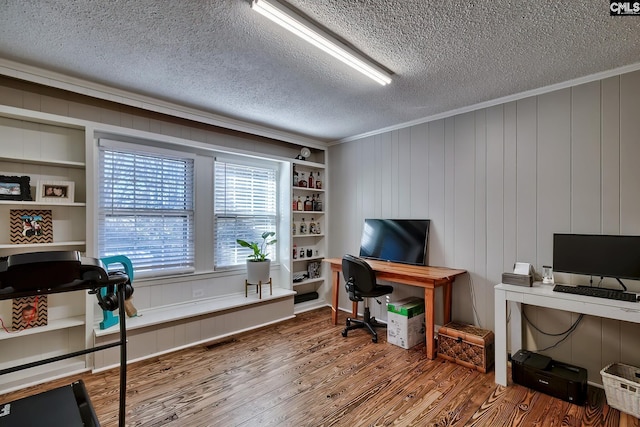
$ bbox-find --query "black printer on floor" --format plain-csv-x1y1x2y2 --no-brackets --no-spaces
512,349,588,405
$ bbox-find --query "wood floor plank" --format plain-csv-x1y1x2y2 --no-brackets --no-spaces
1,307,638,427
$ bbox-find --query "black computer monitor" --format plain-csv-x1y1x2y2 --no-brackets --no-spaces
359,219,430,266
553,233,640,281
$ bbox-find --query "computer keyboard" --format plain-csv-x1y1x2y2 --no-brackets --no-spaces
553,284,638,302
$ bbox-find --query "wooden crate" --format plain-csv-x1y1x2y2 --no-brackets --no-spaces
438,322,494,373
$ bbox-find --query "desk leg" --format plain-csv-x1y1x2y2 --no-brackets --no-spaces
494,287,508,386
443,281,452,324
510,301,522,356
331,268,340,325
424,287,436,359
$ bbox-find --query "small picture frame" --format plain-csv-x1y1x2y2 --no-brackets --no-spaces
36,180,75,204
0,175,33,201
12,295,48,331
9,209,53,244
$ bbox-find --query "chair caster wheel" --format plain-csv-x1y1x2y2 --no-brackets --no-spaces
372,337,378,343
342,330,348,337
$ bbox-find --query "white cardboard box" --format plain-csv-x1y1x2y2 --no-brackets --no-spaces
387,297,425,349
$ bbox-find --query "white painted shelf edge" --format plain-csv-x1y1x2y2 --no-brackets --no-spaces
0,201,86,206
0,156,85,169
293,234,325,239
292,276,325,287
0,315,85,341
0,241,86,249
293,299,328,314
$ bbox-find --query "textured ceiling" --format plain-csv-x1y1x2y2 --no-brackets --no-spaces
1,0,639,143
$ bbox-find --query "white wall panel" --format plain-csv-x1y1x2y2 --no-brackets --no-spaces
620,71,640,234
397,127,412,217
427,120,446,267
571,81,601,234
328,69,640,383
474,110,488,328
503,102,518,273
444,117,456,268
452,112,476,324
410,123,429,215
601,76,620,235
485,105,505,334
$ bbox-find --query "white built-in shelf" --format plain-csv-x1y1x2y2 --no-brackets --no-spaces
95,288,297,338
293,159,325,169
292,276,325,287
0,359,87,394
293,298,327,314
0,316,85,341
0,241,86,249
0,156,85,169
293,234,325,239
0,200,86,207
292,211,325,215
293,255,324,263
292,186,325,193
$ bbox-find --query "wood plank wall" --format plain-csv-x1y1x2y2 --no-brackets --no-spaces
328,70,640,384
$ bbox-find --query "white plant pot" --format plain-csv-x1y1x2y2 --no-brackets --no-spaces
246,259,271,285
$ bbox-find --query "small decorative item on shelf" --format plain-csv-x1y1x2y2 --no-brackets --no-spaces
307,261,321,279
295,147,311,160
36,180,75,204
0,175,33,201
9,209,53,244
12,295,48,331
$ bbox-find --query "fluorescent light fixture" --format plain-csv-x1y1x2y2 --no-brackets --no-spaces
251,0,392,86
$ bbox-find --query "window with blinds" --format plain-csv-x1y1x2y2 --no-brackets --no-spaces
99,144,195,277
214,159,278,268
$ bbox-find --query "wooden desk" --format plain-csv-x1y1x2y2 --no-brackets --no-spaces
494,282,640,386
324,258,466,359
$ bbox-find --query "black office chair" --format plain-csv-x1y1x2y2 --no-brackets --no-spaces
341,254,394,342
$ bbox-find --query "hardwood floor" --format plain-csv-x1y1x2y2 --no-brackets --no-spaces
2,307,639,426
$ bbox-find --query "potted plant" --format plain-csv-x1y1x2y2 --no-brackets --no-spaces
237,231,277,284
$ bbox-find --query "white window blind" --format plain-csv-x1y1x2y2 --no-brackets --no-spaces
214,159,278,268
99,144,195,276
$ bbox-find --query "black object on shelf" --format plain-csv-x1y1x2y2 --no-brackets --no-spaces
294,291,319,304
0,251,129,427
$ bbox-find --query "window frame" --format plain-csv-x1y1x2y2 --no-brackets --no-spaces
97,139,196,278
213,155,280,270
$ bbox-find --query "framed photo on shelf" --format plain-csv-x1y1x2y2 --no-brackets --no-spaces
9,209,53,244
0,175,33,201
35,180,75,204
12,295,48,331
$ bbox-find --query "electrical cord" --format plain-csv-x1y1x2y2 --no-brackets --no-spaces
522,307,584,351
468,274,482,328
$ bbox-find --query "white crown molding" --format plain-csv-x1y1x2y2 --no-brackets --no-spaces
333,61,640,145
0,58,326,149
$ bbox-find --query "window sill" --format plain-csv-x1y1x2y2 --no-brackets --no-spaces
94,287,295,337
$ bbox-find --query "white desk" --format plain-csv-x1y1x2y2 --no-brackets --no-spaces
494,282,640,386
